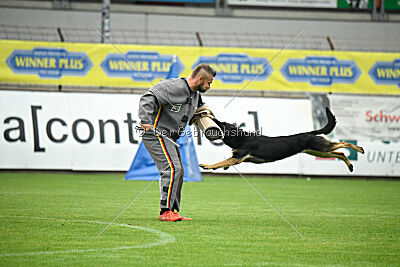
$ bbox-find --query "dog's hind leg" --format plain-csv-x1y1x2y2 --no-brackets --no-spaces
199,155,249,170
329,151,353,172
304,150,353,172
330,141,364,154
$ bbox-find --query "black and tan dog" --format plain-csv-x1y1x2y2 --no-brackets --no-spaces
199,108,364,172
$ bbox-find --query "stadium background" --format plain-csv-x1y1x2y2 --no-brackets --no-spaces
0,0,399,177
0,1,399,266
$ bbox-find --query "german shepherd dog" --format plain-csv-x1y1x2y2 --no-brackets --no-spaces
199,108,364,172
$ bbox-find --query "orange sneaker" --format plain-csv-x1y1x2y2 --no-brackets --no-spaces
174,212,192,221
159,210,182,222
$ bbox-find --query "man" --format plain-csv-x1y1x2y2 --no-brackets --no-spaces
138,64,216,222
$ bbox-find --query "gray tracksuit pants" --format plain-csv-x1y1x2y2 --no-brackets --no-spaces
142,134,184,211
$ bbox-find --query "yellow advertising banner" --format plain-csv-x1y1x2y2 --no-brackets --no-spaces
1,40,399,95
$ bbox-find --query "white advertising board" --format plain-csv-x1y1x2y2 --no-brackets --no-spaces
329,94,400,142
0,91,141,171
0,90,399,176
227,0,337,8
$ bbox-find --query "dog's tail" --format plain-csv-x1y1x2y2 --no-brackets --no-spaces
310,107,337,135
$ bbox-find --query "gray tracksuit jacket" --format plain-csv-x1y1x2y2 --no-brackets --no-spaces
138,78,202,141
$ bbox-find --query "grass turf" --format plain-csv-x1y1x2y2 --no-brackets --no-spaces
0,172,399,266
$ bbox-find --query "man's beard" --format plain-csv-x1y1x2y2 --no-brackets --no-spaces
197,85,207,93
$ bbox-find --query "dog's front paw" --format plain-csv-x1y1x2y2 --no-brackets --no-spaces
199,164,213,170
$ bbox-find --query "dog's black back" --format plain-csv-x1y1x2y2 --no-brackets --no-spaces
213,107,337,162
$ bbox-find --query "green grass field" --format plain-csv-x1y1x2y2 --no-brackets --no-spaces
0,172,399,266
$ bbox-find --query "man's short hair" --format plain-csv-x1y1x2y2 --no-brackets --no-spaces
191,64,216,78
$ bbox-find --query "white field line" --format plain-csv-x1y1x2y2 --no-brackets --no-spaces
0,215,175,257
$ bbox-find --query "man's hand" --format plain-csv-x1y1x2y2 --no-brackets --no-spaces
140,123,153,132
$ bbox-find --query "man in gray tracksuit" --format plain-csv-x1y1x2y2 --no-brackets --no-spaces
138,64,216,222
